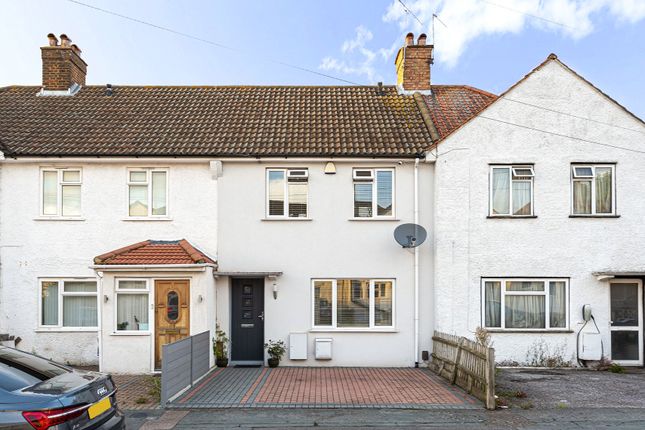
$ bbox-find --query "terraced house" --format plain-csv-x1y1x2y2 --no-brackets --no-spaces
0,32,643,373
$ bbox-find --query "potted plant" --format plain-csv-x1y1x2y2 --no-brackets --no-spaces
264,339,286,368
213,323,230,368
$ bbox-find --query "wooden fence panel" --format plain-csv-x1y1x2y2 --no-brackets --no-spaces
430,330,495,410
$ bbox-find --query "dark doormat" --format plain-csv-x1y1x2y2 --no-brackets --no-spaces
234,364,262,368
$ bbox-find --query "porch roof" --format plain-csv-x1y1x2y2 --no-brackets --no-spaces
94,239,216,266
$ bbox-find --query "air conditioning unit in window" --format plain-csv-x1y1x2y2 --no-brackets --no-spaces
353,169,374,181
287,169,309,181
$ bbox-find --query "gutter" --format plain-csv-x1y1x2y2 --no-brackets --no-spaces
0,156,422,164
90,264,215,272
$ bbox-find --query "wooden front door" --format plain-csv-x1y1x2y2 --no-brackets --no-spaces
155,280,190,369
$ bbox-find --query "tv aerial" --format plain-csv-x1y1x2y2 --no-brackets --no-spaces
394,223,427,248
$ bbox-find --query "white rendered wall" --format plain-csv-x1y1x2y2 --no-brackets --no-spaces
217,160,434,366
433,60,645,364
0,161,217,366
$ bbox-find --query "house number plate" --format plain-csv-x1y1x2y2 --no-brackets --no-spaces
241,323,254,328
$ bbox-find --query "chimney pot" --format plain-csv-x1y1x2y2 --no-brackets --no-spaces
417,33,427,45
405,32,414,46
395,31,433,92
71,44,82,56
60,34,72,47
47,33,58,47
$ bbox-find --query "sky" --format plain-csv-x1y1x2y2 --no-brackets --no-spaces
1,0,644,117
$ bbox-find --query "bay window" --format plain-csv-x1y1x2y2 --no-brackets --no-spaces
483,278,568,330
266,169,309,218
571,164,615,215
127,168,168,217
312,279,394,329
353,168,394,218
490,165,534,216
40,279,97,328
116,279,150,332
41,168,82,217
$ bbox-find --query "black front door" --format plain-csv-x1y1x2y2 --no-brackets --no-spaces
231,278,265,362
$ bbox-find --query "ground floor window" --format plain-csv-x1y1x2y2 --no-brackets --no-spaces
40,279,97,328
482,278,568,330
312,279,394,329
116,279,150,332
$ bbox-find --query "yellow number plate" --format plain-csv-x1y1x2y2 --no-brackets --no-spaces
88,397,111,419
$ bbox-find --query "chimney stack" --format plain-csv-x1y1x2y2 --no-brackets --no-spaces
41,33,87,92
394,33,433,92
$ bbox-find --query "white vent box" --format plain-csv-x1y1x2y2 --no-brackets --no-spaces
579,332,602,361
289,333,307,360
315,338,332,360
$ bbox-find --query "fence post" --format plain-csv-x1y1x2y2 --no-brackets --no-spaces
485,347,496,410
450,337,464,385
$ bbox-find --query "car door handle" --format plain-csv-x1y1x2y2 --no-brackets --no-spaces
258,312,264,321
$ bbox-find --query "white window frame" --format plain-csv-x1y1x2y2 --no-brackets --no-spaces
39,168,83,218
481,278,569,331
489,165,534,217
570,164,616,216
352,168,396,219
265,168,309,219
311,278,395,331
38,278,98,330
114,278,152,334
126,168,169,218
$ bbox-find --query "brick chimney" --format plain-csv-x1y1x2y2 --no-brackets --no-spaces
41,33,87,92
394,33,433,92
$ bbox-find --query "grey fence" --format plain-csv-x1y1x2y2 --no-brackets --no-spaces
161,330,211,406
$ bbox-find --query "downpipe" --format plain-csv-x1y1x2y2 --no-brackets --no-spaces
414,157,420,368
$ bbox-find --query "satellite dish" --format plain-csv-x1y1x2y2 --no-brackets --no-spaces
394,223,427,248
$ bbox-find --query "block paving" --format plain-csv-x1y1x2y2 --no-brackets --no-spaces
171,367,479,409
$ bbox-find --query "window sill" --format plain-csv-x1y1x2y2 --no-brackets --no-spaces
35,327,98,333
487,215,537,219
309,328,398,333
34,217,86,222
569,215,620,218
122,217,173,222
261,217,313,221
348,218,400,222
485,329,573,334
110,331,152,336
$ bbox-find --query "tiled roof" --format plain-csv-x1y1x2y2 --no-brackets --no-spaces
422,85,497,141
94,239,216,266
0,85,433,158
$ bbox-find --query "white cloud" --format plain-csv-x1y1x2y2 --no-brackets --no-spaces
320,25,383,83
382,0,645,67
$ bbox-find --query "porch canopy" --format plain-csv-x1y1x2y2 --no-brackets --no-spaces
593,271,645,281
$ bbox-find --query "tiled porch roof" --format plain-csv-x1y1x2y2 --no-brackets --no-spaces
94,239,216,266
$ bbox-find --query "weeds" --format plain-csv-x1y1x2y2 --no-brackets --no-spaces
146,375,161,403
609,363,625,374
135,397,149,404
474,326,492,347
519,401,534,410
525,339,572,368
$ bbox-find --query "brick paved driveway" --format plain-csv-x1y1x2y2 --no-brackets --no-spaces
170,367,479,409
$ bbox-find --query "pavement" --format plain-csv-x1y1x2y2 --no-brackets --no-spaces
125,407,645,429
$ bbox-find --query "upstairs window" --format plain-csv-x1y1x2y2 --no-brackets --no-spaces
490,165,534,217
353,168,394,218
41,168,82,217
571,164,615,215
266,169,308,218
127,169,168,217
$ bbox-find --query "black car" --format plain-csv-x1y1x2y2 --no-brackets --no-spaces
0,346,124,429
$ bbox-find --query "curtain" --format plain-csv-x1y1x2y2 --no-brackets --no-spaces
573,181,591,214
354,183,373,217
268,170,285,216
337,280,369,327
151,171,167,215
63,296,98,327
512,181,531,215
485,281,501,327
61,185,81,217
314,281,332,326
41,282,59,325
595,167,612,213
549,282,567,328
42,171,58,215
492,168,510,214
505,296,545,328
374,281,393,326
376,170,393,216
117,294,149,331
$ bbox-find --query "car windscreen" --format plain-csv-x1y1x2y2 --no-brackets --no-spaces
0,348,69,391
